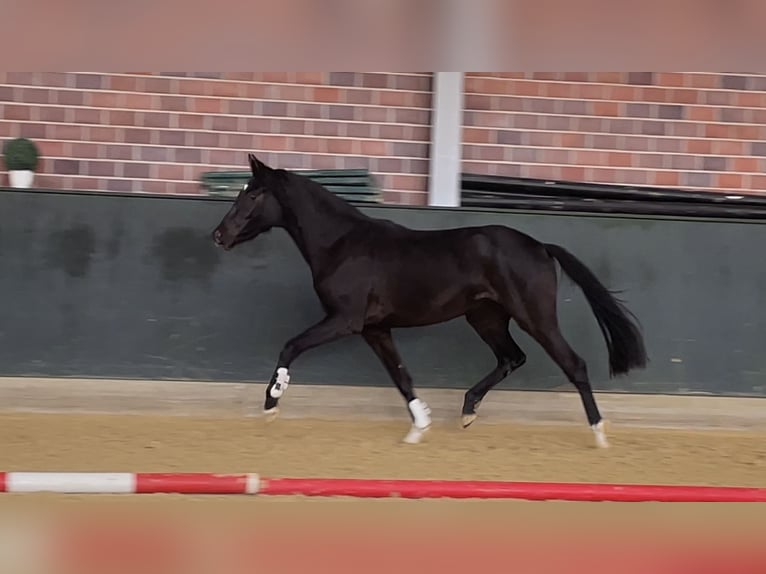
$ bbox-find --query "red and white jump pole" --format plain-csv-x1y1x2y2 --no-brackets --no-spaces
1,472,766,502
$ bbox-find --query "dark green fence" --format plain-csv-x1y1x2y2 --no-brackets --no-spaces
1,186,766,397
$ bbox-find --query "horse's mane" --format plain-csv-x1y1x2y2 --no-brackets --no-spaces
278,169,371,222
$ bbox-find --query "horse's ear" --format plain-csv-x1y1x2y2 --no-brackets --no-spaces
248,153,269,175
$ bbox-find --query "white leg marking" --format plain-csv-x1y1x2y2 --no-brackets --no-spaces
263,406,280,422
461,413,478,428
270,367,290,398
591,420,609,448
403,398,432,444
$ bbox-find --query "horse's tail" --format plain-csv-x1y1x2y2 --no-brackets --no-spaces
544,243,648,377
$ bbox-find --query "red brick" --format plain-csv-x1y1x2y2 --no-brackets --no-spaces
259,135,290,151
737,92,766,108
4,105,31,120
36,140,66,157
40,73,70,87
256,72,291,83
177,114,205,130
86,161,115,177
210,116,238,132
653,171,680,186
123,94,153,109
668,89,698,104
103,178,132,192
560,132,585,148
562,72,588,82
144,77,173,94
637,154,665,169
640,87,668,103
528,131,557,147
359,140,389,156
592,72,622,84
89,92,121,108
293,72,325,84
687,106,716,121
313,87,341,102
671,123,700,138
191,98,221,113
50,124,86,140
274,85,307,101
687,74,717,88
462,128,490,144
732,125,761,140
157,164,186,180
21,88,54,104
749,175,766,190
108,110,136,125
705,124,729,139
656,73,686,87
325,139,353,154
74,108,102,124
717,173,743,188
109,76,139,91
560,166,586,181
607,152,632,167
90,126,119,142
359,107,389,123
379,91,409,107
57,91,84,106
687,139,711,154
509,81,540,97
712,140,745,155
242,84,271,99
579,84,608,100
732,157,759,172
346,123,374,139
593,101,621,116
105,145,134,160
542,148,570,164
207,82,241,98
577,150,604,165
290,137,322,153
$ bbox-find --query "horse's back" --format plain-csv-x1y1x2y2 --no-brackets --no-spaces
358,222,552,327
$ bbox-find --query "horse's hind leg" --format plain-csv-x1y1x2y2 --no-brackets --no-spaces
514,295,609,448
362,326,432,444
462,301,527,428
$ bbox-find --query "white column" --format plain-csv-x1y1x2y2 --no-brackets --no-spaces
427,72,464,208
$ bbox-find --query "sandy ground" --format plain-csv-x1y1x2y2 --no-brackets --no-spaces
0,412,765,485
1,412,765,573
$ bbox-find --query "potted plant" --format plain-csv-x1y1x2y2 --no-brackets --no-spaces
3,137,40,188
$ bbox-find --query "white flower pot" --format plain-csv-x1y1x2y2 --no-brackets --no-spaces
8,170,35,188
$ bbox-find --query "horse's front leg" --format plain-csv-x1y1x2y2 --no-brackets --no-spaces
362,326,431,444
264,314,358,419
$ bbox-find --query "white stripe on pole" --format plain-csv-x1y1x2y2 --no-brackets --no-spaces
245,473,260,494
6,472,136,493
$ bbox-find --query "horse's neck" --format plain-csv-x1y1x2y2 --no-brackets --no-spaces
278,183,365,275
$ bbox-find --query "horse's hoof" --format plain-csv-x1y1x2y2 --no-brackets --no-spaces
263,406,280,422
402,424,430,444
591,420,609,448
461,413,478,428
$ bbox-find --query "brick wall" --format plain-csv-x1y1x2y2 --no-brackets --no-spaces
463,72,766,195
4,71,766,205
0,72,432,205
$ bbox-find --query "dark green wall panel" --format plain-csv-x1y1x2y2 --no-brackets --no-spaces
1,188,765,397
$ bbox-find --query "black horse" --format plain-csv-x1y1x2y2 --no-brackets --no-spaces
213,154,648,447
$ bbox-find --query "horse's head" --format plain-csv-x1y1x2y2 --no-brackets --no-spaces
212,153,284,250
